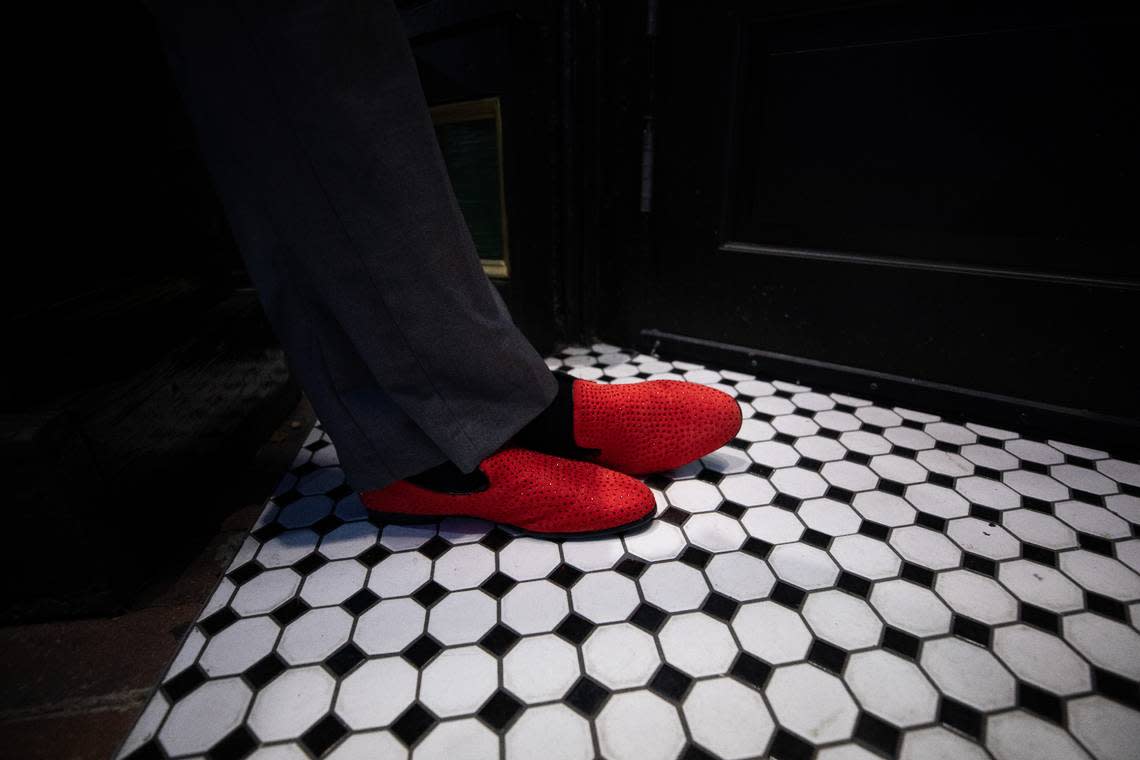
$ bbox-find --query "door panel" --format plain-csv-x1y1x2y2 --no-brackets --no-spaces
602,0,1139,422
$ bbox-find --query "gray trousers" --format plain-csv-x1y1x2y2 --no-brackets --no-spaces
154,0,557,490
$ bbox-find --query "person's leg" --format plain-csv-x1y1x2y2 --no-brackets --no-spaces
152,0,556,490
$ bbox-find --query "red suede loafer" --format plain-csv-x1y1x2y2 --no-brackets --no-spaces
574,378,742,474
360,448,655,537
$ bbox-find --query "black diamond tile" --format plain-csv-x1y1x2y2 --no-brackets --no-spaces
270,597,311,625
645,473,673,490
555,613,595,644
679,546,712,568
882,626,921,660
837,571,872,598
968,503,1003,523
1086,591,1129,622
411,581,447,608
1071,489,1104,506
1122,483,1140,498
952,615,992,647
771,581,806,609
1021,461,1049,475
819,427,843,441
342,588,380,615
1021,543,1058,567
773,432,796,444
728,437,750,450
854,712,900,757
797,457,824,472
927,472,956,488
292,552,329,576
1017,681,1064,724
976,436,1003,449
844,450,872,464
793,407,815,419
900,419,923,430
630,602,668,633
311,514,344,536
1092,667,1140,711
858,520,890,541
729,652,772,689
900,562,935,588
807,639,847,674
962,553,997,577
680,743,718,760
878,478,906,496
915,512,947,532
390,703,436,747
660,506,690,526
293,462,320,478
243,653,287,689
124,739,165,760
748,463,775,478
768,728,813,760
801,528,831,548
1077,532,1115,557
327,482,354,501
301,714,349,756
825,485,855,504
649,664,694,702
974,465,1003,481
199,607,239,636
479,571,516,598
702,592,739,622
718,500,747,518
479,623,521,656
478,689,524,730
402,635,443,668
418,535,451,559
861,423,885,435
479,527,513,551
162,665,206,702
548,562,585,588
325,642,366,676
741,537,773,558
1064,453,1097,468
566,676,610,717
1021,496,1053,514
615,556,649,578
226,562,263,586
208,725,257,760
939,696,983,739
773,492,802,511
934,440,962,454
697,467,724,484
1020,602,1061,634
251,522,286,543
357,543,391,568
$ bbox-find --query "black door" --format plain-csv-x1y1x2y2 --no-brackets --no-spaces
598,0,1139,442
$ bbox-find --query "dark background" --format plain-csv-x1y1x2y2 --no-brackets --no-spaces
3,0,1136,621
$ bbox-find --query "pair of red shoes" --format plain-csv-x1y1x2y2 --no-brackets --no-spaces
361,377,741,537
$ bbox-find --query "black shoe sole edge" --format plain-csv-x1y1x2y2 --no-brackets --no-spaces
364,506,657,540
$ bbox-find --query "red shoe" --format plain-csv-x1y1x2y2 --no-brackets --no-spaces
360,448,655,537
573,377,742,474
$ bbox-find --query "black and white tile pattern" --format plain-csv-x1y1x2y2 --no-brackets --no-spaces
118,345,1140,760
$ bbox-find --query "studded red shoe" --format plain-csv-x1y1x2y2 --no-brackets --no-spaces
576,377,742,474
360,448,655,537
518,372,742,475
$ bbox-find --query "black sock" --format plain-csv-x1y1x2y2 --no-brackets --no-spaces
515,371,599,459
406,459,489,493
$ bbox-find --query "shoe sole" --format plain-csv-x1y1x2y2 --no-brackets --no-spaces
365,506,656,540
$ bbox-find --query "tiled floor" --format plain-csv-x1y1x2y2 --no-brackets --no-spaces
117,345,1140,760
